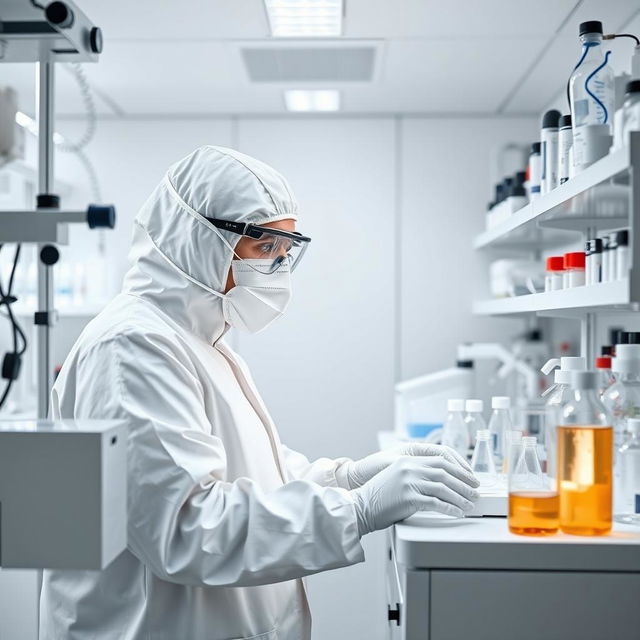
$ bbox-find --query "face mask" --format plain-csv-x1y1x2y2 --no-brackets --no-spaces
223,259,292,333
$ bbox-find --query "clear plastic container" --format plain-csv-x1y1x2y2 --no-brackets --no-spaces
558,370,613,536
615,418,640,524
563,252,585,288
544,256,564,292
595,356,614,397
441,398,470,457
569,21,615,169
502,430,523,475
488,396,512,470
470,429,497,488
464,399,486,448
509,436,559,536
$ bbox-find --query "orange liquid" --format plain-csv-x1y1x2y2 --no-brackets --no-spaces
557,425,612,536
508,491,559,536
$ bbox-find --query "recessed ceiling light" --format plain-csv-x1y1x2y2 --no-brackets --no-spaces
284,90,340,112
264,1,343,37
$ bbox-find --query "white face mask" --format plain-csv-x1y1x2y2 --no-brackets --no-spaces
223,260,292,333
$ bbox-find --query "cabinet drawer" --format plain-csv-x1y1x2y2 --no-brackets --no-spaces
429,570,640,640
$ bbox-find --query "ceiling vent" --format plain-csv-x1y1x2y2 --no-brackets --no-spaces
242,46,376,83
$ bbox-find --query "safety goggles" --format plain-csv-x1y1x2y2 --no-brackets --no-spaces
205,217,311,275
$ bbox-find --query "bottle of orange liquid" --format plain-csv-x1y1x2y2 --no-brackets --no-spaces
509,436,559,536
558,370,613,536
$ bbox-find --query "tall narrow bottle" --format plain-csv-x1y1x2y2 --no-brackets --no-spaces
616,418,640,524
442,399,471,457
558,370,613,536
464,399,486,449
488,396,512,471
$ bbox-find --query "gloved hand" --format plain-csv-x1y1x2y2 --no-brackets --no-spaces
341,443,473,490
351,455,480,536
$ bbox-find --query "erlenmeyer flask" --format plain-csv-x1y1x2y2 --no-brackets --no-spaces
470,429,497,487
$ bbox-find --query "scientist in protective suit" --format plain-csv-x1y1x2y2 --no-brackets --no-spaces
39,146,479,639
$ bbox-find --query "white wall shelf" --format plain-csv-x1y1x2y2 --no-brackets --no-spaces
474,137,634,251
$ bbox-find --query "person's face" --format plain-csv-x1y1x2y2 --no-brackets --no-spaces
224,218,296,293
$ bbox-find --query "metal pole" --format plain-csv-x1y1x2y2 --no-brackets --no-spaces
581,312,596,365
36,62,55,419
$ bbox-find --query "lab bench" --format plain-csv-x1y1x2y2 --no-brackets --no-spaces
385,515,640,640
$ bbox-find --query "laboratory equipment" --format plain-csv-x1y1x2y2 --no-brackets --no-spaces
0,87,24,168
394,362,473,440
0,419,127,568
585,238,602,285
508,436,558,536
502,429,523,475
528,142,542,200
569,21,615,171
541,356,586,478
563,251,585,288
602,344,640,446
441,398,470,456
615,229,629,280
616,418,640,524
621,80,640,141
470,429,497,487
558,370,613,536
595,355,614,396
488,396,512,469
540,110,561,194
489,259,544,297
465,399,486,448
558,114,573,185
601,235,611,281
544,256,564,291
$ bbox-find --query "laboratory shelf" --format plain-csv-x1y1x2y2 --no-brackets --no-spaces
473,279,636,316
474,138,635,251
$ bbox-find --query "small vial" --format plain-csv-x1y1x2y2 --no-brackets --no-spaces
471,429,497,487
488,396,512,469
544,256,564,292
558,114,573,185
601,236,610,282
616,418,640,524
585,238,602,285
607,233,618,282
564,252,586,287
529,142,542,201
464,399,486,448
595,356,614,396
615,229,630,280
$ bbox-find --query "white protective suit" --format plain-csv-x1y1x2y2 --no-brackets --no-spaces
39,146,364,640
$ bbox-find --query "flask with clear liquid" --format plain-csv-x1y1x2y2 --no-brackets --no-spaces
470,429,496,488
558,370,613,536
616,418,640,524
488,396,512,471
569,21,614,169
509,436,559,536
441,399,470,457
464,399,486,449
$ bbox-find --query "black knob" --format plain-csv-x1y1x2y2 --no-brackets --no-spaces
87,204,116,229
36,193,60,209
45,2,74,28
387,604,401,625
90,27,103,54
40,245,60,266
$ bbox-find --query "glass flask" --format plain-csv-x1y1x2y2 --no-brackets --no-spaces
464,399,486,449
558,370,613,536
441,398,470,457
470,429,497,487
488,396,512,470
616,418,640,524
502,430,523,475
509,436,559,536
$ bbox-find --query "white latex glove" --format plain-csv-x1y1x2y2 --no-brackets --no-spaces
351,455,480,536
341,443,473,490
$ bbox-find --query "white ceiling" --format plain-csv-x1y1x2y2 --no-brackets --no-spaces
2,0,640,118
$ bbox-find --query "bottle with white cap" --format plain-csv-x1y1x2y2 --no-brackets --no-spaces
488,396,512,470
540,356,587,477
441,399,471,457
464,399,486,449
558,370,613,536
470,429,497,488
616,417,640,524
602,344,640,446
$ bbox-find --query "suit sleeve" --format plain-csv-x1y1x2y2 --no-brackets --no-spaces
71,332,364,587
281,445,353,489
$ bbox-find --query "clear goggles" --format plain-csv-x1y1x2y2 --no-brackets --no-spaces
206,217,311,275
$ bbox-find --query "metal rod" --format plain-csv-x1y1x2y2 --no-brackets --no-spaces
580,312,596,365
36,62,55,420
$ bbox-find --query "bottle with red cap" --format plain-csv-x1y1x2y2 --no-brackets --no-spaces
595,353,615,397
544,256,564,292
563,252,586,288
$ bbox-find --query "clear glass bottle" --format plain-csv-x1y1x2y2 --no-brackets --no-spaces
470,429,497,488
595,355,614,397
509,436,559,536
601,344,640,447
441,398,470,457
488,396,512,470
558,370,613,536
621,80,640,142
464,399,486,449
569,21,614,168
502,430,523,475
616,418,640,524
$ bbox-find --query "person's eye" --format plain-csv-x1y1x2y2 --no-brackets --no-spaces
258,243,276,254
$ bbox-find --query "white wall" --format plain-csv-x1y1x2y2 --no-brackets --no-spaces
2,113,537,640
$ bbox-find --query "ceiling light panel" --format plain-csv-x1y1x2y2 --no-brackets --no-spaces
264,1,343,37
284,90,340,112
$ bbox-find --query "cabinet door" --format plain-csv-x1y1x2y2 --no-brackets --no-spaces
429,570,640,640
